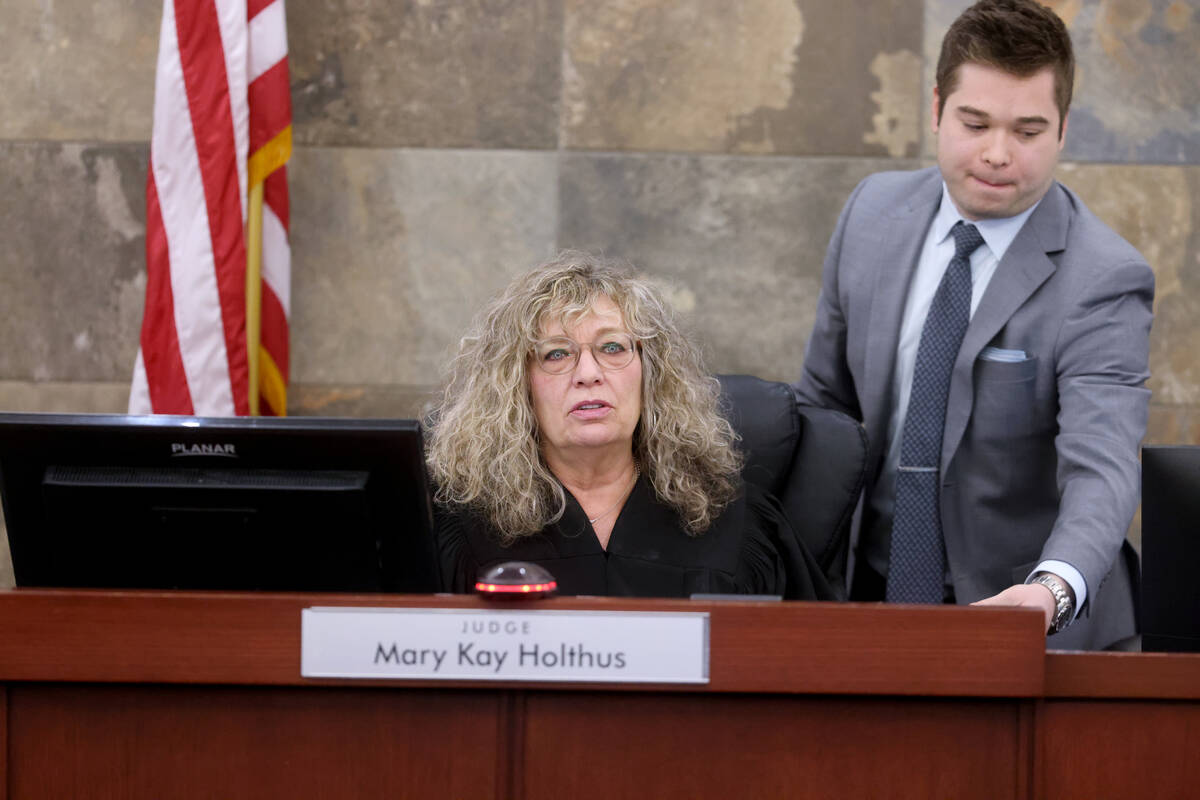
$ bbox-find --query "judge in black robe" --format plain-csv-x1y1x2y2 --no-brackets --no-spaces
424,253,833,603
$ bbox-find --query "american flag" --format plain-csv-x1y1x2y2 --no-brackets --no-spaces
130,0,292,416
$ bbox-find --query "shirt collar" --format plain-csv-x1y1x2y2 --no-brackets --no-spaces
932,182,1041,262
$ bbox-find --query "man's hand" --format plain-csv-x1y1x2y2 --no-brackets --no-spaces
971,583,1056,633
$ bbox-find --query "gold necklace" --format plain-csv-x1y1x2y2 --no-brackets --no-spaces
587,465,640,525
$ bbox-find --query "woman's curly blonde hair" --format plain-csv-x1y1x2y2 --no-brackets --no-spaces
425,251,742,542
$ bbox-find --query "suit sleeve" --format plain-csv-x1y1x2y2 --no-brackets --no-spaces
1041,257,1154,608
793,178,867,420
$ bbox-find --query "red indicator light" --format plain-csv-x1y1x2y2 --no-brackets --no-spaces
474,581,557,594
474,561,558,599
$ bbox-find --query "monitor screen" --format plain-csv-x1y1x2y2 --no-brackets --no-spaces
1141,445,1200,652
0,413,441,593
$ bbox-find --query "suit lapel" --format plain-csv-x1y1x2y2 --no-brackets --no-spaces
861,172,942,467
940,184,1070,471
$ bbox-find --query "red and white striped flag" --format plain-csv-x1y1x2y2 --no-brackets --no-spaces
130,0,292,416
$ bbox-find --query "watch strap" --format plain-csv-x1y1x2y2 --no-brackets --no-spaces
1029,572,1074,634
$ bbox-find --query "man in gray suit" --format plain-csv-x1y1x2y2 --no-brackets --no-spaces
795,0,1153,649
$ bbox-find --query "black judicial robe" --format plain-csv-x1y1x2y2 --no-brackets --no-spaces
435,476,834,600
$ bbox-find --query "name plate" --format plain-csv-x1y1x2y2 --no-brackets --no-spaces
301,607,710,684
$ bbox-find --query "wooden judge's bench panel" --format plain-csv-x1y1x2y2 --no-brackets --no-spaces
522,694,1027,799
0,590,1197,799
6,685,505,797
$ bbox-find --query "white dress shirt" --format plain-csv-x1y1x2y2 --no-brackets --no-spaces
864,183,1086,617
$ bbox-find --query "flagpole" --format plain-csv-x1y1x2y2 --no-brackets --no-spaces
245,181,265,417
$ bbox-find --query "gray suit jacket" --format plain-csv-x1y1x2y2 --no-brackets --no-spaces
796,167,1153,650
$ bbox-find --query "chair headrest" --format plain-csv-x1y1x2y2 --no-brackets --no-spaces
717,374,799,498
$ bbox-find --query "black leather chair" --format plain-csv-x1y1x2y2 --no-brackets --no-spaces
718,374,868,596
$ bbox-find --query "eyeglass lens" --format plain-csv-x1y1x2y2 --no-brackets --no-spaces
534,334,636,374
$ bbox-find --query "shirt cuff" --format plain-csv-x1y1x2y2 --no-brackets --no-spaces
1028,560,1087,621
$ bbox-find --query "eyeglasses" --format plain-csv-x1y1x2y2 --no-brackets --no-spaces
532,333,638,375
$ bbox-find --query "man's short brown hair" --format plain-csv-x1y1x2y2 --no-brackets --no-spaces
936,0,1074,136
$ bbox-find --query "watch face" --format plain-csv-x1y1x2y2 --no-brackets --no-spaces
1054,606,1070,632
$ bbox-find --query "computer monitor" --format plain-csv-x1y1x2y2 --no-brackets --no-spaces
0,413,441,593
1141,445,1200,652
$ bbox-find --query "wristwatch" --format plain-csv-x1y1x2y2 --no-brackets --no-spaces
1028,572,1075,634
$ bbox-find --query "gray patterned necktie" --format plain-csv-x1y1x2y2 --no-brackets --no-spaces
886,221,985,603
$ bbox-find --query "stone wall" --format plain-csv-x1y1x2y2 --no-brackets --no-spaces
2,0,1197,586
